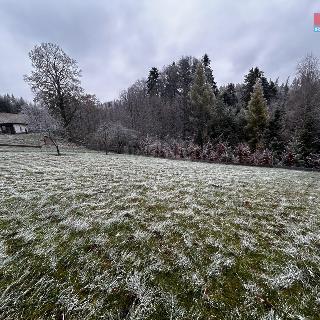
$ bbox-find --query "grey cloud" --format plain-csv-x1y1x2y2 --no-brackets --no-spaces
0,0,319,102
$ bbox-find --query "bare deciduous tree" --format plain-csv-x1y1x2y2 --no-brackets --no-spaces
24,43,83,132
22,103,59,133
21,101,62,156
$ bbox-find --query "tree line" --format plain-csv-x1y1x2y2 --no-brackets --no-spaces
0,94,26,114
101,54,319,168
3,43,320,168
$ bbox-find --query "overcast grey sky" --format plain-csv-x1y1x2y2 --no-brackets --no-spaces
0,0,319,102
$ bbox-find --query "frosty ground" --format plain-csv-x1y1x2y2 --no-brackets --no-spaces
0,149,320,319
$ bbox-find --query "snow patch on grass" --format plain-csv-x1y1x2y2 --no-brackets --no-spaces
0,150,319,318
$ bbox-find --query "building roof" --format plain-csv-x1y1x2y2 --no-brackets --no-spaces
0,113,28,125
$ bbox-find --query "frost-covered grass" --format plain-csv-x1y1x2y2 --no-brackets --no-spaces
0,133,88,153
0,150,320,319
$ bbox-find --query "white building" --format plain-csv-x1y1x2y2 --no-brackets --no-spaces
0,113,28,134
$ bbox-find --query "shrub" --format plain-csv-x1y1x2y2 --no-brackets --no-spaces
234,143,252,165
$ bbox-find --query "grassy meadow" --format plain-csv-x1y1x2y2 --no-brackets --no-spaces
0,149,320,319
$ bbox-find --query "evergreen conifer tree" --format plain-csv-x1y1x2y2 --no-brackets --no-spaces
190,63,215,146
222,83,238,107
177,57,193,138
164,62,179,99
246,79,269,149
266,108,285,155
147,67,160,95
242,67,271,104
202,54,218,95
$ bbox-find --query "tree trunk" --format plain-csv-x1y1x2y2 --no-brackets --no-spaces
56,144,61,156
